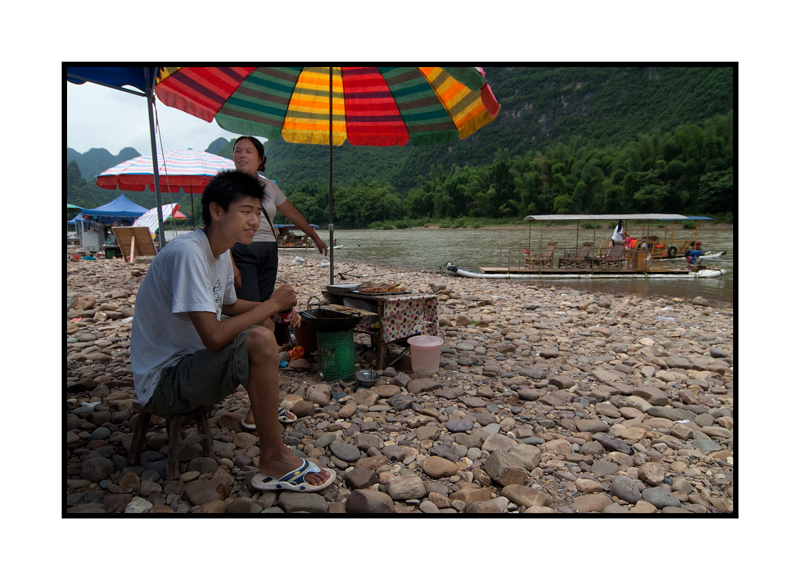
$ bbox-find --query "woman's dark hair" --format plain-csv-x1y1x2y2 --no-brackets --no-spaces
617,220,624,231
234,136,266,172
201,170,265,225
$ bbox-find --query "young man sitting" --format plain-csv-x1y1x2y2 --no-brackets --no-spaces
130,170,335,493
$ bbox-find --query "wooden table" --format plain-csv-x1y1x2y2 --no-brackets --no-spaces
323,290,439,368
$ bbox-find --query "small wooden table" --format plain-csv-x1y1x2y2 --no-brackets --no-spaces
323,290,439,368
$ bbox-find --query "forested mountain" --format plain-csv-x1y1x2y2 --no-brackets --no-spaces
66,66,735,227
67,146,141,183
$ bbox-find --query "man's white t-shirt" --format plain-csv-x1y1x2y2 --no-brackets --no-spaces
131,229,237,405
252,176,288,243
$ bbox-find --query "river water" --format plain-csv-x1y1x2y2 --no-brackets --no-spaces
327,226,736,305
166,225,735,304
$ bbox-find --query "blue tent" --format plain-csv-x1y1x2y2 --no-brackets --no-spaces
67,213,90,224
81,194,148,223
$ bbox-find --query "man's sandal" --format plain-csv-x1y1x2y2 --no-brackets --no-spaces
250,458,336,493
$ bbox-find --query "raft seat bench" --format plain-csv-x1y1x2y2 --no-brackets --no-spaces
130,402,216,480
525,241,558,269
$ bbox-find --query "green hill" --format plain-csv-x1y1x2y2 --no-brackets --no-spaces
66,66,734,225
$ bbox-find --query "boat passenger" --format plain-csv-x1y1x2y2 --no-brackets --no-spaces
685,248,702,264
611,220,626,247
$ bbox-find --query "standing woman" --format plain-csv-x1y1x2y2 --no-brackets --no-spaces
611,219,626,248
229,136,327,430
230,136,327,308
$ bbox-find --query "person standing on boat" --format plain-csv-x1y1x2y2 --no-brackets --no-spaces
611,220,626,248
229,136,327,322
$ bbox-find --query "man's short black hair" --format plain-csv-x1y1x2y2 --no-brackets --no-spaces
201,170,264,225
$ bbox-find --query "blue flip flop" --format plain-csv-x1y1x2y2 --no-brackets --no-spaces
250,459,336,493
241,409,297,430
278,408,298,423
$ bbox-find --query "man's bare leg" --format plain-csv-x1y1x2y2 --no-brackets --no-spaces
246,326,330,487
243,317,275,426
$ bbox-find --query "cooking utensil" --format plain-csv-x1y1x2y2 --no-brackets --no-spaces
352,290,410,296
299,308,364,332
325,284,361,296
355,370,379,387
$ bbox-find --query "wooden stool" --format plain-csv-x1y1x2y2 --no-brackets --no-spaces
130,402,215,480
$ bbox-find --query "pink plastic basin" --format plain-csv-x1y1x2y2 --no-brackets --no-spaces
407,335,444,372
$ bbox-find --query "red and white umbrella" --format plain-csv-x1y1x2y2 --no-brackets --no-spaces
97,148,236,227
133,203,182,234
97,148,235,193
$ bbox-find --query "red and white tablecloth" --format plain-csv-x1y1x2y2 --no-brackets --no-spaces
355,294,439,343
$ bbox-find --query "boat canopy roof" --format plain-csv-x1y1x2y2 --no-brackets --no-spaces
660,216,713,221
523,213,689,222
273,224,319,229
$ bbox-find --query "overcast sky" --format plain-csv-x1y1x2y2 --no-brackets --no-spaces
67,80,241,155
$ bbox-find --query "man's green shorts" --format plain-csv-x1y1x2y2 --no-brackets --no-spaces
146,327,254,417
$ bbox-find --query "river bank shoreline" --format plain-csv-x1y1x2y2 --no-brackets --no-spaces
66,255,734,515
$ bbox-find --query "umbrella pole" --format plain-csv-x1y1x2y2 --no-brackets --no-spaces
145,68,166,249
328,66,334,285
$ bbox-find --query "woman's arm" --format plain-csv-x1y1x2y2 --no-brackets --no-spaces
276,199,328,256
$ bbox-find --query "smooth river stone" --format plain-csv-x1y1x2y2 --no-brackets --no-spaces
641,487,681,509
460,397,487,408
329,441,361,462
446,420,474,432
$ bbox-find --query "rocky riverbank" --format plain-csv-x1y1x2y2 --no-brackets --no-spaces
66,253,735,515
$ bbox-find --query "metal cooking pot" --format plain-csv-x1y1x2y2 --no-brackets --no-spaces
299,308,364,332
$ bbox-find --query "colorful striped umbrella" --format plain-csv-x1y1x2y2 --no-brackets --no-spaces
154,66,500,282
154,67,499,146
132,203,182,234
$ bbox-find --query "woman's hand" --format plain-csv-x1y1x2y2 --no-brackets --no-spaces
314,237,328,257
275,199,328,256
